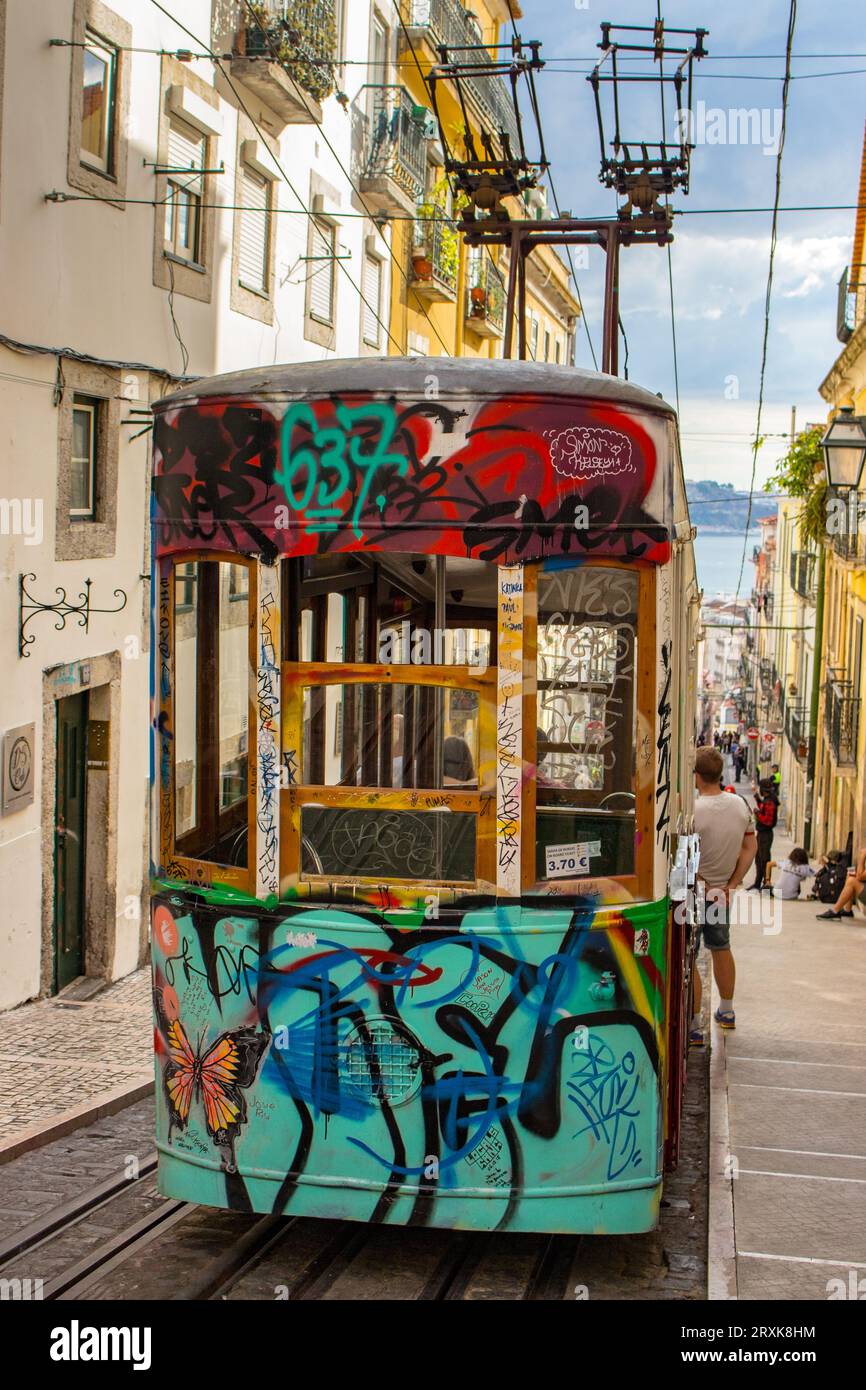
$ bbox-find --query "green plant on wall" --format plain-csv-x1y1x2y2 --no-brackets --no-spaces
764,425,827,548
244,2,336,103
415,176,468,283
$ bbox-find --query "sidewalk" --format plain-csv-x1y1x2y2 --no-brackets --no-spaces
0,966,152,1160
710,780,866,1299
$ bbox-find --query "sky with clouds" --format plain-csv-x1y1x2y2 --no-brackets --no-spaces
519,0,863,490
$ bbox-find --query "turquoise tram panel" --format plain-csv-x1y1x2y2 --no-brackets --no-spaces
151,891,668,1234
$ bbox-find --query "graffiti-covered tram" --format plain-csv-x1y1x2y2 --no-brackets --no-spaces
150,359,699,1234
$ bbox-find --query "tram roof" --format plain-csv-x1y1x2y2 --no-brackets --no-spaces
156,357,678,418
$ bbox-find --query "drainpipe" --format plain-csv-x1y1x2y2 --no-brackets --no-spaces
803,546,826,855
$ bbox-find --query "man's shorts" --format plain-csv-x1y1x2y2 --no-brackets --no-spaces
696,889,730,951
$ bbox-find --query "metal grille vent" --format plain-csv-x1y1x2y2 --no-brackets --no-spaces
343,1020,422,1104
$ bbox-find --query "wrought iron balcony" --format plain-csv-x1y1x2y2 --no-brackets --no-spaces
789,549,817,601
410,208,459,301
752,544,762,564
836,262,866,343
759,657,772,687
825,672,861,766
829,498,866,564
356,86,428,215
233,1,337,126
464,252,505,338
399,0,520,148
785,705,810,762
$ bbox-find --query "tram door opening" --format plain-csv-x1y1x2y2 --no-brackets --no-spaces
54,691,89,992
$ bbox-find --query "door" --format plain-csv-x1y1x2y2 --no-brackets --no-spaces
54,692,89,991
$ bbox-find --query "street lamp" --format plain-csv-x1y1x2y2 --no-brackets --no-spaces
820,406,866,490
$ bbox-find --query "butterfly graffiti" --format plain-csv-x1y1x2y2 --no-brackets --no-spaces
163,1019,269,1147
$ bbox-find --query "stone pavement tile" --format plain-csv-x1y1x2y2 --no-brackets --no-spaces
727,1055,866,1093
729,1072,866,1151
737,1256,865,1301
0,966,151,1145
732,1171,866,1268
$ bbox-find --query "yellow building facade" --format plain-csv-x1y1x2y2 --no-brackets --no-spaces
811,126,866,860
358,1,581,360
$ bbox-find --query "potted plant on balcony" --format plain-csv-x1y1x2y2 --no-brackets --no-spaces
470,284,488,317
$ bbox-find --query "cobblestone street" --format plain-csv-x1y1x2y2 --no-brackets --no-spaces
0,969,151,1155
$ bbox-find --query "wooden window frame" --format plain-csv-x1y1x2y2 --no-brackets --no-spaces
80,29,117,174
159,554,256,895
281,662,496,893
70,397,98,520
523,560,656,903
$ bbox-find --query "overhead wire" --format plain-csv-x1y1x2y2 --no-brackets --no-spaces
502,3,598,369
734,0,798,604
147,0,403,356
239,0,454,358
387,2,534,359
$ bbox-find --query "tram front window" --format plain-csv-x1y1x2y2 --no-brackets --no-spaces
535,567,637,882
289,553,496,887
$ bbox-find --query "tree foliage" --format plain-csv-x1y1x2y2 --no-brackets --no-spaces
763,425,824,499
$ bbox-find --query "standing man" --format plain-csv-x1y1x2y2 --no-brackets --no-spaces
748,778,779,891
691,747,757,1040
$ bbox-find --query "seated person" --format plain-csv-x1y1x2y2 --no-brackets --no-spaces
443,734,476,787
817,844,866,920
769,846,815,900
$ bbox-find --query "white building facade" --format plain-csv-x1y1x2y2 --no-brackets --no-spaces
0,0,394,1008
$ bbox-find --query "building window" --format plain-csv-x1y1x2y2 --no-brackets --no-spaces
530,316,539,359
362,253,382,347
555,337,561,364
544,329,551,362
70,397,99,520
238,164,271,294
164,119,206,264
80,31,117,172
309,219,336,325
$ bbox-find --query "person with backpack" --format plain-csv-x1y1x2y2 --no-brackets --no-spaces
748,779,779,891
816,845,866,920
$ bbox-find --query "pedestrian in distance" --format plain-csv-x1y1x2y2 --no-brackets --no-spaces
690,747,757,1041
748,778,779,891
816,845,866,920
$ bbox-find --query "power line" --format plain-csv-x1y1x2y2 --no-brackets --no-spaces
239,0,454,359
501,4,597,369
387,2,537,361
147,0,402,357
734,0,798,604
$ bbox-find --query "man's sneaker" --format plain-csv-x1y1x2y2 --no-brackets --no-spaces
689,1027,705,1047
714,1008,735,1030
816,909,843,920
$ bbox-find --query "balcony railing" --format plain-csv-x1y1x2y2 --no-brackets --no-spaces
825,672,861,766
400,0,520,148
357,86,427,213
785,705,811,761
789,549,817,601
752,544,762,564
410,208,459,300
829,498,866,564
233,0,337,124
464,252,505,337
759,658,772,687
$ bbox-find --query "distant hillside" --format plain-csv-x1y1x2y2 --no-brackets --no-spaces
686,479,777,533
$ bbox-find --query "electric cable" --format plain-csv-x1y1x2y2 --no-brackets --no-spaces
734,0,798,604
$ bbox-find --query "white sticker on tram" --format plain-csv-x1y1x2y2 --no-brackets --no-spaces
545,842,594,878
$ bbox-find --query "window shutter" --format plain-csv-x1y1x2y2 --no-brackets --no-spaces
168,119,206,197
309,220,335,323
239,166,269,291
362,254,381,346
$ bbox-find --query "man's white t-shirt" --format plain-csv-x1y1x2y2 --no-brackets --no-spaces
694,791,754,888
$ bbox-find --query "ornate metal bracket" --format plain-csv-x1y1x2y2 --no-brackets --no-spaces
18,573,128,658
